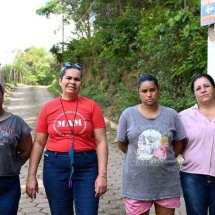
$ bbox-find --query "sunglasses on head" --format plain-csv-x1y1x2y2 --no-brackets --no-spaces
64,62,82,70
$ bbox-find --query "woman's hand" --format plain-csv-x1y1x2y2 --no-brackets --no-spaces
95,175,107,197
26,176,39,199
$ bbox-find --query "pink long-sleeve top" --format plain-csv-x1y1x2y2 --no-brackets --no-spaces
179,104,215,177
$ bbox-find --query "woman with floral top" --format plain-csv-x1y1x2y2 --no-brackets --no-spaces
117,74,186,215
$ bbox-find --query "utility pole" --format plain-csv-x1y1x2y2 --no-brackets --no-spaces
61,0,65,57
62,14,64,54
208,25,215,80
201,0,215,80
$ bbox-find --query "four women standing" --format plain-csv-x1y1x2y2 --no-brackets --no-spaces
2,69,214,215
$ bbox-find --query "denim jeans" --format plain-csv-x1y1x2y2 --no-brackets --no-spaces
180,171,215,215
43,150,99,215
0,175,21,215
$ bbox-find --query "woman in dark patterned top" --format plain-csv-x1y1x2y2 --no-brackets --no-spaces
0,83,32,215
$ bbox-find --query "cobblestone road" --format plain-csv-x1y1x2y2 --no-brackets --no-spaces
5,84,186,215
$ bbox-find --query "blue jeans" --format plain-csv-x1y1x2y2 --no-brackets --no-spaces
43,150,99,215
180,171,215,215
0,175,21,215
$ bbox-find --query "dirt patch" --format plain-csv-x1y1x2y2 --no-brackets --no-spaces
4,84,54,131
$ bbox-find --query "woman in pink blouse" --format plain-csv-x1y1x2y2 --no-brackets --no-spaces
179,74,215,215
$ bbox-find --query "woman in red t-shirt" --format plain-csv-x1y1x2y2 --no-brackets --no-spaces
26,63,108,215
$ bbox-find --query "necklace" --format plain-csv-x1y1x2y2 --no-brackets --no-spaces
60,97,79,188
59,97,79,148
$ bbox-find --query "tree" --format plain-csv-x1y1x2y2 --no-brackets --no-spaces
10,47,58,85
34,0,206,121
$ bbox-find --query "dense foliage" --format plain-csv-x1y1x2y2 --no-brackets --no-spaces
4,47,58,85
7,0,208,122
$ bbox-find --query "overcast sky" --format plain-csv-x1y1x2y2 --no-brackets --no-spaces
0,0,72,65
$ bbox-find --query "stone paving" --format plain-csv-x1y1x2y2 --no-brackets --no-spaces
5,85,186,215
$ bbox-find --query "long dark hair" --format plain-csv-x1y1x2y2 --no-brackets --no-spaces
0,83,4,95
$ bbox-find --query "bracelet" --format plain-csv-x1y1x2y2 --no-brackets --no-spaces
100,174,107,179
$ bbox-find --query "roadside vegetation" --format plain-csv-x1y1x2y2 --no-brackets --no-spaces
2,0,206,123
